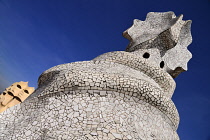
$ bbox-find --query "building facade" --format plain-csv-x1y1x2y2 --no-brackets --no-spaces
0,12,192,140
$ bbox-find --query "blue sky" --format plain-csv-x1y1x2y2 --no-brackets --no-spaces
0,0,209,139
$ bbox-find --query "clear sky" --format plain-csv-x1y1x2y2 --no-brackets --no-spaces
0,0,209,139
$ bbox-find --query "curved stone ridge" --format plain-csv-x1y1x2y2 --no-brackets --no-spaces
0,12,192,140
93,50,176,98
0,90,179,139
35,48,179,129
37,63,179,129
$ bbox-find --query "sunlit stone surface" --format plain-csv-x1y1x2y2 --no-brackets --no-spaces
0,82,34,113
0,12,192,140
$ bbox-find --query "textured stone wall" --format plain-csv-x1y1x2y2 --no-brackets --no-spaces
0,12,192,140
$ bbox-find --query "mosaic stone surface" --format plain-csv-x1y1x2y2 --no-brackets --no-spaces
0,12,192,140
